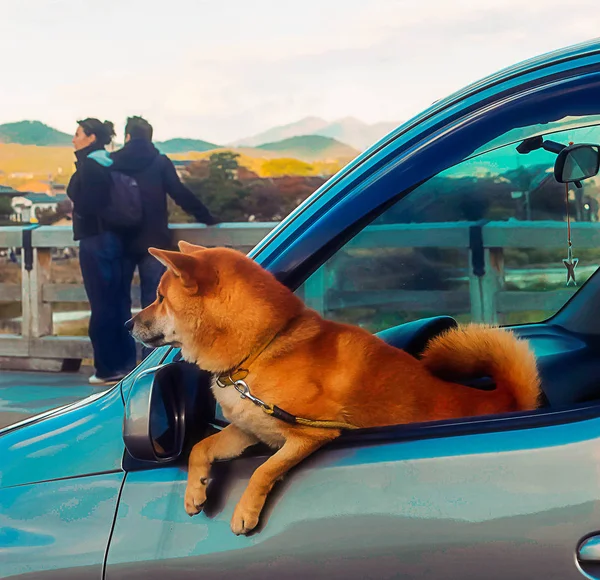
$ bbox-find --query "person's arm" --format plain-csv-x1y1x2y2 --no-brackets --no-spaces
67,158,112,215
161,156,218,224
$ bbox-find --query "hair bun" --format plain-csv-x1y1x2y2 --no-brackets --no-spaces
103,120,116,138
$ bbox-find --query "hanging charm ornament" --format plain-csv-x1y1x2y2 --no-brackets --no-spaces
563,182,578,286
563,243,578,286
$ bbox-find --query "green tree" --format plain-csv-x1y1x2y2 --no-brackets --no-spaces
0,197,13,224
209,151,241,178
184,152,250,221
34,199,72,225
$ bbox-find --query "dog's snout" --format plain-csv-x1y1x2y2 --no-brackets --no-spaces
125,318,134,332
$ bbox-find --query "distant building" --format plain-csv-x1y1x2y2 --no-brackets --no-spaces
9,172,34,180
172,160,193,179
11,192,69,223
0,185,21,196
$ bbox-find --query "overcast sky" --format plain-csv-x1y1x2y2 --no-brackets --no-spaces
2,0,598,143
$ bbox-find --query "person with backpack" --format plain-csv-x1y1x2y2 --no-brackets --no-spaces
67,118,137,385
110,116,217,358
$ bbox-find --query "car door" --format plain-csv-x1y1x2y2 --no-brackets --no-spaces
0,348,167,580
104,396,600,580
106,63,600,578
0,387,126,580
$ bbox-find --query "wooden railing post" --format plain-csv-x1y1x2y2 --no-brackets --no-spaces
22,246,53,339
468,222,505,324
469,248,505,325
20,246,32,342
30,248,53,338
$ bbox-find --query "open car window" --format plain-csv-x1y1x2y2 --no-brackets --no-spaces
193,122,600,434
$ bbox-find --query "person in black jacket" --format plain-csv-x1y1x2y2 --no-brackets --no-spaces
67,118,137,385
110,116,217,357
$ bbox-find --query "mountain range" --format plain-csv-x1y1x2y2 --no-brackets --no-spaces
255,135,358,161
156,138,220,154
0,121,73,147
233,116,399,150
0,122,220,154
0,116,397,163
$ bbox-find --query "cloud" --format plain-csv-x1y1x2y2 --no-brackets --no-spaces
1,0,598,142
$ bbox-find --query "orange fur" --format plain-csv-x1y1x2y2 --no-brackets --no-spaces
421,324,541,412
130,244,541,534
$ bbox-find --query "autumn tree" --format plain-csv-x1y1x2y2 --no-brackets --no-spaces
262,158,314,177
178,152,330,222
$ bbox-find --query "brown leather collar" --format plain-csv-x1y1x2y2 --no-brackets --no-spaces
216,327,283,386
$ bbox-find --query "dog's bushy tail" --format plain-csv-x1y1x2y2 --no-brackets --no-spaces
420,324,541,410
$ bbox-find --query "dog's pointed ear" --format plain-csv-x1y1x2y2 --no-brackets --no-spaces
178,240,206,254
148,247,199,292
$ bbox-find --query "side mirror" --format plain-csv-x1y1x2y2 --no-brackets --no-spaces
123,363,186,462
554,143,600,183
123,361,214,463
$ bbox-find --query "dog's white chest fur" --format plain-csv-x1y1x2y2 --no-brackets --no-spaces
211,378,286,448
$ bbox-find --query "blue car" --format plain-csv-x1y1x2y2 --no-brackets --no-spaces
4,39,600,579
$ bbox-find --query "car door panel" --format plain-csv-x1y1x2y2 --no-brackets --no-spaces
0,472,124,579
106,416,600,579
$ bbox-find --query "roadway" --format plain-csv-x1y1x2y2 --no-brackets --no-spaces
0,370,103,429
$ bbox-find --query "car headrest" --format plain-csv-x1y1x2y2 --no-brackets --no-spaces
376,316,459,358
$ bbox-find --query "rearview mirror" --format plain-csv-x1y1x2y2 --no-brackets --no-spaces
554,143,600,183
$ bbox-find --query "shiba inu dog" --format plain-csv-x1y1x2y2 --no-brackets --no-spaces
129,241,540,535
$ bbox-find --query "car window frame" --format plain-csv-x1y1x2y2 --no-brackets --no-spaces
249,75,600,442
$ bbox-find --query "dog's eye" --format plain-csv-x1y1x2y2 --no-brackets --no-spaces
158,293,164,304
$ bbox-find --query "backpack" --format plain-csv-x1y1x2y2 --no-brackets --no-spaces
88,150,143,229
101,171,143,229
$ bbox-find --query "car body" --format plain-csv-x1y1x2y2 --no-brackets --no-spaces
3,38,600,579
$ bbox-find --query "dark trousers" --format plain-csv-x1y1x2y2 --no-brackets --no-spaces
79,231,137,378
123,252,166,359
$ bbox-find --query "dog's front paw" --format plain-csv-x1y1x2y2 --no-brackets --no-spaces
231,502,260,535
184,483,207,516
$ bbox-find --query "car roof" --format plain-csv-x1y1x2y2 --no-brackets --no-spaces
401,38,600,141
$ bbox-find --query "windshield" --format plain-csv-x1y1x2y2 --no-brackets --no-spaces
469,115,600,159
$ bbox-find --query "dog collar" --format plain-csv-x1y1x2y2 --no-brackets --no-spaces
215,318,359,431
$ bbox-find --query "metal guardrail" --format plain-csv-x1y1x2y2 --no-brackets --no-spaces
0,220,594,370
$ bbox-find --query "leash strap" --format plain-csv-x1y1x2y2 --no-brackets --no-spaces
263,404,360,430
216,374,359,431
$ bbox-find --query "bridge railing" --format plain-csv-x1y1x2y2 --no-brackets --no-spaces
0,220,597,370
0,223,275,370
